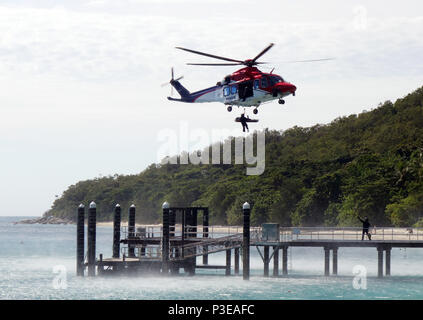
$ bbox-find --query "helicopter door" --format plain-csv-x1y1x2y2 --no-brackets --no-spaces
238,80,254,101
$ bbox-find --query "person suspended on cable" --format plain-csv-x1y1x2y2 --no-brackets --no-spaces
235,112,258,132
240,112,249,133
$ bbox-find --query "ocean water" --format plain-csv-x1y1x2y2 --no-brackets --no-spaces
1,216,423,300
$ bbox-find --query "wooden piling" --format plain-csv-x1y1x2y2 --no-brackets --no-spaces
192,208,198,274
377,246,384,278
98,254,103,275
226,248,231,276
324,247,330,276
282,246,288,275
185,208,197,276
181,208,185,259
169,209,175,237
264,246,269,277
192,208,198,236
242,202,250,280
113,204,121,258
128,204,136,258
332,247,338,275
76,204,85,276
385,247,391,276
202,208,209,265
169,209,175,260
273,246,279,277
162,202,170,275
234,247,240,275
87,201,96,277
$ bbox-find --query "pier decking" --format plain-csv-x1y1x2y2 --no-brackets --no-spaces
76,202,423,279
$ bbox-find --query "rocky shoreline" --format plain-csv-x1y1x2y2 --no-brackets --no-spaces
14,216,74,225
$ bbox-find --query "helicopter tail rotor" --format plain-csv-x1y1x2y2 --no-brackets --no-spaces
161,67,184,96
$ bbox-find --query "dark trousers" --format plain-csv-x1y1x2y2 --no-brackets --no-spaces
242,122,249,132
362,229,371,240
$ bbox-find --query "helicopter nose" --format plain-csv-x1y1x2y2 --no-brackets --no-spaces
289,83,297,94
276,82,296,94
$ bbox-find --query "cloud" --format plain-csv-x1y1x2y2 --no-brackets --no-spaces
0,4,422,87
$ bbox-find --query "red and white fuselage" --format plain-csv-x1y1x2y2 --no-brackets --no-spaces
168,66,297,110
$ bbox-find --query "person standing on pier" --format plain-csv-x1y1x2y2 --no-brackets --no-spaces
358,216,372,240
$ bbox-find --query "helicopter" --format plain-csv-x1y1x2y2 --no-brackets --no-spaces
163,43,332,115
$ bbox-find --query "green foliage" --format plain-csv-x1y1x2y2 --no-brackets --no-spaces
386,193,423,227
46,87,423,227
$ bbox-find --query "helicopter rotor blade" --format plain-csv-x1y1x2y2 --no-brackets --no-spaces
251,43,274,64
186,62,268,67
176,47,243,63
187,63,242,66
283,58,335,63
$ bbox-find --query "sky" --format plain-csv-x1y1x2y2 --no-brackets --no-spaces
0,0,422,216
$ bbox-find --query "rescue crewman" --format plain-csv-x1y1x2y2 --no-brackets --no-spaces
358,216,372,240
240,113,249,132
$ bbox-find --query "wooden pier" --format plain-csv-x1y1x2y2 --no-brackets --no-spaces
76,202,423,279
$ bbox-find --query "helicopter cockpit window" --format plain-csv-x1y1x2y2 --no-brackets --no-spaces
260,77,268,88
223,87,230,96
269,76,283,86
231,85,237,94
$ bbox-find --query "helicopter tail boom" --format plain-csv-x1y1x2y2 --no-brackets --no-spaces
170,79,191,99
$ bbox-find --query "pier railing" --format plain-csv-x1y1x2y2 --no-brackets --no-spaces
121,225,423,244
121,225,260,239
280,227,423,242
121,225,163,239
121,245,162,260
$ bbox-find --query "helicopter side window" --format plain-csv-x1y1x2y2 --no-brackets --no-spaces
254,79,259,89
260,77,268,88
231,85,237,95
223,87,230,96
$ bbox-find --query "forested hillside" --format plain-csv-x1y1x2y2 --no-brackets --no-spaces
46,87,423,227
